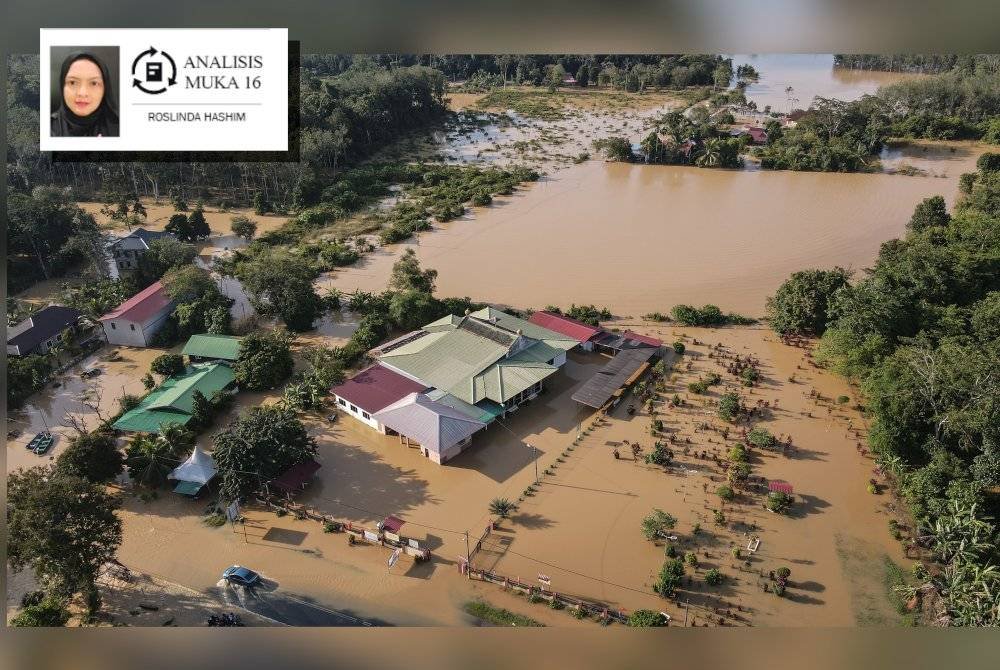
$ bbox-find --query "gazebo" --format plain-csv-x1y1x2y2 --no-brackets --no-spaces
169,446,218,497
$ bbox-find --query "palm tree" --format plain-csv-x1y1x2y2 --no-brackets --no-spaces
695,139,722,168
489,497,514,519
125,434,179,488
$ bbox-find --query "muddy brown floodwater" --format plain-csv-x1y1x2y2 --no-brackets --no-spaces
730,54,923,112
323,142,982,317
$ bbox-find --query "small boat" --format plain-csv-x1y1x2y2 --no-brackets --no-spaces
34,433,55,455
26,431,51,451
26,432,54,455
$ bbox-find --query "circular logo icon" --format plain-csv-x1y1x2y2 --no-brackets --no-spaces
132,46,177,94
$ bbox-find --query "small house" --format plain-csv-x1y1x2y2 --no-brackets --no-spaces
99,281,175,347
6,305,83,357
181,333,242,363
106,228,176,278
113,362,236,433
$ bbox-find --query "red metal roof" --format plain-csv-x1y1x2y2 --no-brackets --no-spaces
748,127,768,143
99,281,174,324
528,311,602,344
623,330,663,347
768,480,794,495
331,364,428,414
272,459,321,494
382,515,405,533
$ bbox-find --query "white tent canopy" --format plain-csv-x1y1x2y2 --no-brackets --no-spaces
169,446,218,485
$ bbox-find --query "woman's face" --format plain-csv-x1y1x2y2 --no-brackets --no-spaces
63,59,104,117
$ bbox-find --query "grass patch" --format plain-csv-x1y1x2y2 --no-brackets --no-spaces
883,556,918,626
834,533,904,626
464,600,545,627
202,513,227,527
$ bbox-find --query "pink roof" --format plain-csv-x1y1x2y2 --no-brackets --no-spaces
768,480,794,495
528,311,602,344
331,364,428,414
748,127,768,143
623,330,663,347
99,281,174,324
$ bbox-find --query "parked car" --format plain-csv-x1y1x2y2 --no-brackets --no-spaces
221,565,261,588
81,368,102,379
326,413,339,423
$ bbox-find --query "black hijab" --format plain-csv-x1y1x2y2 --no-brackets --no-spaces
51,52,119,137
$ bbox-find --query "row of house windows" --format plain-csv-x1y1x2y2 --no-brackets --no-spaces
336,397,370,420
108,323,136,331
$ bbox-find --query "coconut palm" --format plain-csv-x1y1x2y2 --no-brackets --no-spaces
695,139,722,168
489,497,514,519
125,434,179,488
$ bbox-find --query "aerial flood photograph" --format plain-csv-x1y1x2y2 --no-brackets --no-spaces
6,47,1000,636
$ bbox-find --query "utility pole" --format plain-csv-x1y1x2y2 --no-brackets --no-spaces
528,443,537,484
464,530,471,578
683,600,689,627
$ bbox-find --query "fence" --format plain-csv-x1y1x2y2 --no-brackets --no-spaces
465,566,630,625
255,493,431,562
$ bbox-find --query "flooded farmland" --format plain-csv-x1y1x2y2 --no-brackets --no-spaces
323,141,982,316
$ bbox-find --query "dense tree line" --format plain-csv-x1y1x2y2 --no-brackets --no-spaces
834,54,1000,75
301,54,732,91
768,158,1000,625
7,55,449,209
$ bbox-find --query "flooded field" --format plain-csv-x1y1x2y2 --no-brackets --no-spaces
730,54,922,112
78,201,291,238
323,142,982,316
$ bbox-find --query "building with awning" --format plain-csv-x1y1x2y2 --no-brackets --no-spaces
169,446,218,496
373,392,487,464
113,362,236,433
335,307,570,463
571,347,658,409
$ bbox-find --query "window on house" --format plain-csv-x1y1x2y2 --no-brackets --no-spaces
350,404,358,413
130,324,136,331
362,411,371,420
110,323,116,329
337,398,346,406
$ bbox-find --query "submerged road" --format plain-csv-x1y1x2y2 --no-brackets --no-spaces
213,581,379,627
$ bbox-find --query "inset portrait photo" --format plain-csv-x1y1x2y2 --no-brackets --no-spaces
49,46,120,137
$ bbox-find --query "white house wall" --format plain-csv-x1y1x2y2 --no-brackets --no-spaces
102,304,173,347
333,394,384,432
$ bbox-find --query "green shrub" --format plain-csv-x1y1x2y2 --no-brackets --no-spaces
628,609,668,627
9,597,70,627
705,569,724,586
464,600,544,627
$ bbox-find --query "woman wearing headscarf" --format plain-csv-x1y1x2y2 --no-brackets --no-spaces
51,51,119,137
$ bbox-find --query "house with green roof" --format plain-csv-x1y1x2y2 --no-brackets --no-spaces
181,333,242,362
334,307,575,463
113,362,236,433
377,308,568,411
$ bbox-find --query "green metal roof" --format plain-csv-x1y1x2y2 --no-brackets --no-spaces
378,311,562,404
113,363,235,433
181,334,242,361
469,307,579,351
425,389,497,424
